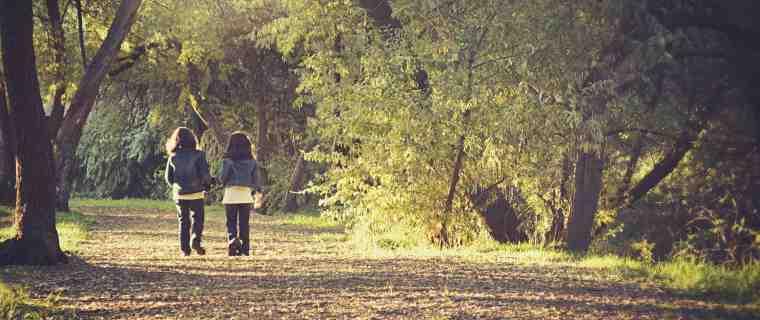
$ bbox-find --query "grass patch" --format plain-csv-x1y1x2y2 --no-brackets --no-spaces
572,254,760,306
649,259,760,304
0,210,93,254
71,198,177,211
70,198,226,215
281,211,341,229
0,282,71,320
56,211,94,253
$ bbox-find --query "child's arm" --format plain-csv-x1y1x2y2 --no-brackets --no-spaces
197,153,213,188
251,160,260,192
218,159,232,185
164,157,174,185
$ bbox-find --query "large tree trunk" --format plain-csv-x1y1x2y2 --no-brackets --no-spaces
566,151,604,253
54,0,143,211
0,0,66,265
0,69,15,205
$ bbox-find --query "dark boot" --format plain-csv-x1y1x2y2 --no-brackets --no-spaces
228,238,241,256
192,241,206,255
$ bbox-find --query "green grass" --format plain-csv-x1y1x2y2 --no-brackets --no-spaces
70,198,227,215
0,281,72,320
0,209,93,254
71,198,178,210
281,211,341,229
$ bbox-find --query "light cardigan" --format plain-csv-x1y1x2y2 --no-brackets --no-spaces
222,186,254,204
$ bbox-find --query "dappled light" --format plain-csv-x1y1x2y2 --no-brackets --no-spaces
1,0,759,318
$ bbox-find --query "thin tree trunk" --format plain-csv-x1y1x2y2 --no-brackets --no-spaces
566,151,604,253
623,131,695,206
0,0,66,265
621,86,724,208
547,153,572,243
255,99,270,186
444,135,466,214
75,0,87,68
54,0,143,211
283,149,307,212
186,63,227,146
46,0,67,137
0,70,16,205
616,136,643,203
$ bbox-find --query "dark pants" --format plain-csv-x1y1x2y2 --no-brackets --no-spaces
225,204,251,254
176,199,205,254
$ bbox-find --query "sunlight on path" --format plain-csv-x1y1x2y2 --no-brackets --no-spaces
2,206,751,319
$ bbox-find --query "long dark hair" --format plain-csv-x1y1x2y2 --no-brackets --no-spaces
224,131,254,160
165,127,198,154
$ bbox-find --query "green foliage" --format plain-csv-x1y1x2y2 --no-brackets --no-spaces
262,0,625,247
75,105,168,199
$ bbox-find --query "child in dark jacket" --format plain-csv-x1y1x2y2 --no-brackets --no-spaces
165,127,213,256
218,132,259,256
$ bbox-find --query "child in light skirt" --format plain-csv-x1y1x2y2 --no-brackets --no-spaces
217,132,258,256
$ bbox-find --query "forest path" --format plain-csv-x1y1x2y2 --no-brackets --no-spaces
2,204,751,319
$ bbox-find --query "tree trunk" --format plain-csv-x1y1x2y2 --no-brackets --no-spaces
623,131,695,206
54,0,143,211
46,0,67,137
615,136,643,204
283,148,308,212
186,63,227,145
546,153,572,243
0,0,66,265
566,151,604,253
74,0,87,68
0,70,15,205
255,100,270,186
444,135,466,214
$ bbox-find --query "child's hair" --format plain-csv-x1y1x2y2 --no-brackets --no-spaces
165,127,198,154
224,131,254,161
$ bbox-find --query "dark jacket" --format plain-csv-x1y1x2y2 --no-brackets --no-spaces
165,149,213,195
218,158,258,189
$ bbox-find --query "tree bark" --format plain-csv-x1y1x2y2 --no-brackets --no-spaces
623,131,695,206
0,69,16,205
283,143,313,212
186,62,228,146
616,136,643,203
54,0,143,211
444,135,466,214
46,0,67,137
546,153,572,243
0,0,66,265
255,99,270,187
74,0,87,68
566,151,604,253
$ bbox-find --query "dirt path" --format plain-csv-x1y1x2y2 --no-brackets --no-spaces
1,206,753,319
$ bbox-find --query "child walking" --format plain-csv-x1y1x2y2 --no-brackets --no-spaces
164,127,213,256
218,132,259,256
